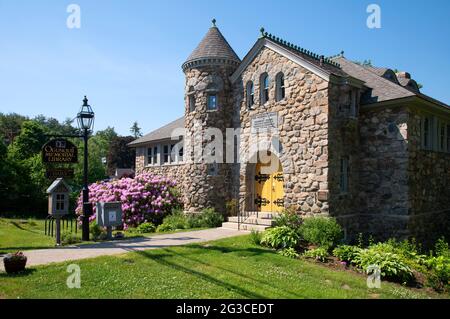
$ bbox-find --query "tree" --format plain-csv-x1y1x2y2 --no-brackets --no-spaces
9,120,48,160
130,121,143,138
106,136,136,175
353,59,373,67
0,112,28,145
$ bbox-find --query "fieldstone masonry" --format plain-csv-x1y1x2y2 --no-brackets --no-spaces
132,23,450,242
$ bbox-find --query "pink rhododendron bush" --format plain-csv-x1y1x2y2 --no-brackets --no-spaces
76,173,181,228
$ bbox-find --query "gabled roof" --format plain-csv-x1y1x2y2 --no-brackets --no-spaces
128,117,185,147
231,30,350,83
182,22,240,71
47,178,71,194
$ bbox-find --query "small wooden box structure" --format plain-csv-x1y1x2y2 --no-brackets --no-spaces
96,202,123,227
47,178,71,216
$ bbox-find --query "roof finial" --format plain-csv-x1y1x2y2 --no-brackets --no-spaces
340,50,345,57
260,27,265,38
211,18,217,27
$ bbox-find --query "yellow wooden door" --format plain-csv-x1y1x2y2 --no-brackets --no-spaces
271,162,285,213
255,162,271,212
255,159,284,212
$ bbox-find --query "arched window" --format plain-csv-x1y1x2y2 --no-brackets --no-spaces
275,72,285,102
188,86,195,112
260,73,269,104
246,81,254,109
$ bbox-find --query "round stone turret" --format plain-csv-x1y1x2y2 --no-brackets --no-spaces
182,20,240,213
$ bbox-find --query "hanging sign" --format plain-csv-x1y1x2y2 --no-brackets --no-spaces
42,139,78,163
45,168,75,179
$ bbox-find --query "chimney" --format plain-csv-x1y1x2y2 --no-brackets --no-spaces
396,71,411,79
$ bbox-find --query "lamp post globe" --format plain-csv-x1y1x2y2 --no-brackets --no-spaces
77,96,95,241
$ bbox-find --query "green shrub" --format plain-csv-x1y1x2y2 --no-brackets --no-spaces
433,237,449,258
333,245,362,263
303,247,328,262
299,217,343,250
89,222,106,241
279,247,300,259
186,208,224,228
225,199,238,216
136,222,156,233
61,232,80,245
353,247,413,283
274,207,302,231
156,223,175,233
260,226,300,249
425,255,450,292
249,230,263,245
157,210,188,232
197,208,224,228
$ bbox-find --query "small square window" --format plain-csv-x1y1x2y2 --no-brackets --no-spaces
207,94,218,110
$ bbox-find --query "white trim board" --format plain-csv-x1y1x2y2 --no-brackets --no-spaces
230,38,331,83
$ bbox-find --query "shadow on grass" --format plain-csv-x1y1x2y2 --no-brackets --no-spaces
0,268,37,278
133,241,309,299
135,248,267,298
157,245,306,298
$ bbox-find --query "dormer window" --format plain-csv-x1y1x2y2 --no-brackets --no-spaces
246,81,254,109
260,73,269,104
275,72,285,102
207,94,218,110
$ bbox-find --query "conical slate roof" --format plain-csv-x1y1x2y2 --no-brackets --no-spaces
182,21,240,71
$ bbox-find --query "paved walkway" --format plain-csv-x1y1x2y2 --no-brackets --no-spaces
0,228,248,271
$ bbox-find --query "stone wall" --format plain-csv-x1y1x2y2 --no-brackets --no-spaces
407,108,450,245
327,82,361,238
235,47,330,214
356,106,410,239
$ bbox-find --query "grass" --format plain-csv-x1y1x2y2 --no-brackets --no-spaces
0,217,208,254
0,235,446,299
0,218,56,254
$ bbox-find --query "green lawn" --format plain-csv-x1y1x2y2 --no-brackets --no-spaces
0,217,206,254
0,235,446,299
0,218,56,254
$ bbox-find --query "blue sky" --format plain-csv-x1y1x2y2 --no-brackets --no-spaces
0,0,449,135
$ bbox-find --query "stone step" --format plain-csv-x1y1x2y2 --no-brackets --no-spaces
227,216,275,226
245,212,280,219
221,222,268,232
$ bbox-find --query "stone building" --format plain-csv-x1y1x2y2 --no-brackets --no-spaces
129,21,450,242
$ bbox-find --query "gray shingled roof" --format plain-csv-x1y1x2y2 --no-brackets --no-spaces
185,26,240,64
335,57,415,104
128,117,185,147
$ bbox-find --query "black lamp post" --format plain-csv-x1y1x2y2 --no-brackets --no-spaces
77,96,95,241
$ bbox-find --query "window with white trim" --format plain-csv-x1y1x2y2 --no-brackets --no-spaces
447,124,450,153
439,120,446,152
421,116,432,150
163,145,170,164
146,146,159,165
